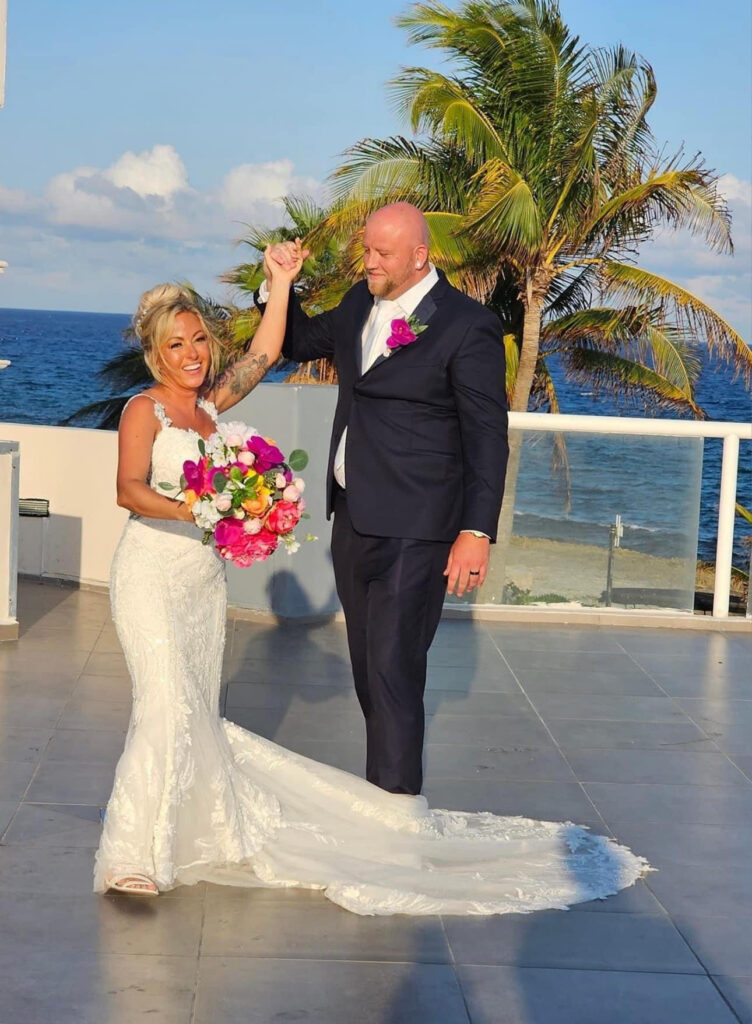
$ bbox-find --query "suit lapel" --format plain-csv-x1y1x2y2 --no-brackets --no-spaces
353,292,374,378
363,274,448,377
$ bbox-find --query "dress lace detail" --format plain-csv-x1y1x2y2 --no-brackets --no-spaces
94,401,650,913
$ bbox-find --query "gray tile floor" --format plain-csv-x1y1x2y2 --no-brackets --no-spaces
1,578,750,1023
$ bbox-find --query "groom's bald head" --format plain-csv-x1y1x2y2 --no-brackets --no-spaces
363,203,431,300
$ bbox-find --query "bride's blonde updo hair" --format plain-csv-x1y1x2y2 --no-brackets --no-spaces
132,283,223,384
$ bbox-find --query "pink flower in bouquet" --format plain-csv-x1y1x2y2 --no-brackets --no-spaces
282,484,301,503
183,456,214,497
236,450,256,467
266,500,302,535
214,517,244,549
245,436,284,473
275,472,288,489
214,517,279,565
229,528,279,566
244,528,279,562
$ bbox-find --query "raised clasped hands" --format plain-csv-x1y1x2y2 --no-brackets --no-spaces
264,237,310,287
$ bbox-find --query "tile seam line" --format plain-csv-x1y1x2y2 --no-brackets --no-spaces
190,952,709,973
451,962,724,977
188,885,208,1024
610,639,751,922
485,628,617,836
615,642,752,783
195,954,459,965
484,625,700,934
0,618,108,841
663,918,745,1023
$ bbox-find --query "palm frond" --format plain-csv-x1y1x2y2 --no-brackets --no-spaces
95,347,150,393
466,163,544,255
503,331,520,404
389,68,510,165
602,262,752,382
61,395,131,430
587,167,732,254
329,137,434,205
561,347,705,416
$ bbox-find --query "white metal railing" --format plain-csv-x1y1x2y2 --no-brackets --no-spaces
510,412,752,618
1,390,749,623
0,440,19,638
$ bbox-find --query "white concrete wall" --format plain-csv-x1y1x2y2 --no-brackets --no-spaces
0,440,19,635
0,383,340,617
0,423,128,585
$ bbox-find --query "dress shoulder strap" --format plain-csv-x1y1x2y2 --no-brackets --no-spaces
198,397,219,423
122,393,172,428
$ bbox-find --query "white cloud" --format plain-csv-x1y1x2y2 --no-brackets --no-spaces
43,145,197,235
105,145,190,200
1,144,321,242
718,173,752,207
0,182,42,215
219,159,321,223
0,144,323,311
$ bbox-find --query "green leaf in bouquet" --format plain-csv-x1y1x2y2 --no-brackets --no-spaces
198,439,206,456
213,472,227,493
229,466,244,483
301,512,311,520
180,473,187,490
287,449,309,472
157,481,177,491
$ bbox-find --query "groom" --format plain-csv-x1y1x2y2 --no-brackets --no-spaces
261,203,508,796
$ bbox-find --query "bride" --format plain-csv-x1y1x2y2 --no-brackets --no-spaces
95,248,648,914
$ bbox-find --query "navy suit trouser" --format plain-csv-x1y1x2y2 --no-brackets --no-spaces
331,487,450,795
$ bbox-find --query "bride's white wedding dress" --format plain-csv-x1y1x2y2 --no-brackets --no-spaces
94,396,648,914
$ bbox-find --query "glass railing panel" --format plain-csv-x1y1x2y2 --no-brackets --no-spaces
450,429,703,613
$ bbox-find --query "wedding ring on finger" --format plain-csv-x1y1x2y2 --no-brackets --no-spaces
468,571,480,576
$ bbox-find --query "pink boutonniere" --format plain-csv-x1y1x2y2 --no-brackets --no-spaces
386,314,428,351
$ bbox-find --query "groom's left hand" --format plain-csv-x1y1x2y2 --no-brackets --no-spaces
444,534,490,596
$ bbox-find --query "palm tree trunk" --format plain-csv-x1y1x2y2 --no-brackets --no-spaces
481,287,545,603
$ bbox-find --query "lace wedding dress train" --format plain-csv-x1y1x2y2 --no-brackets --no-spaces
94,397,648,914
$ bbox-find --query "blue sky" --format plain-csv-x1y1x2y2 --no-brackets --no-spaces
1,0,750,334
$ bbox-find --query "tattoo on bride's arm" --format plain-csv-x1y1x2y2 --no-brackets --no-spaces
217,352,270,395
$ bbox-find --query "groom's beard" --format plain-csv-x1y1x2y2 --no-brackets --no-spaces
367,272,411,299
366,275,396,297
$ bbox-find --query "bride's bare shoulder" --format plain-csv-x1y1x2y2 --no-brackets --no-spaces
119,393,162,435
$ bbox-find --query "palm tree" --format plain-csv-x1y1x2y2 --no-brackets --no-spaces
317,0,749,415
306,0,750,596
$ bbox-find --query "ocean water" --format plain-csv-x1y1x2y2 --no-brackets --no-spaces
0,306,750,567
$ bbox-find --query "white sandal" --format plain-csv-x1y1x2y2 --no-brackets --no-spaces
105,873,159,897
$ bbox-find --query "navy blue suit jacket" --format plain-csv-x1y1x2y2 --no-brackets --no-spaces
265,271,508,543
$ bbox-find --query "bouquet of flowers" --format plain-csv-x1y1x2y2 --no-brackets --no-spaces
159,421,310,567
